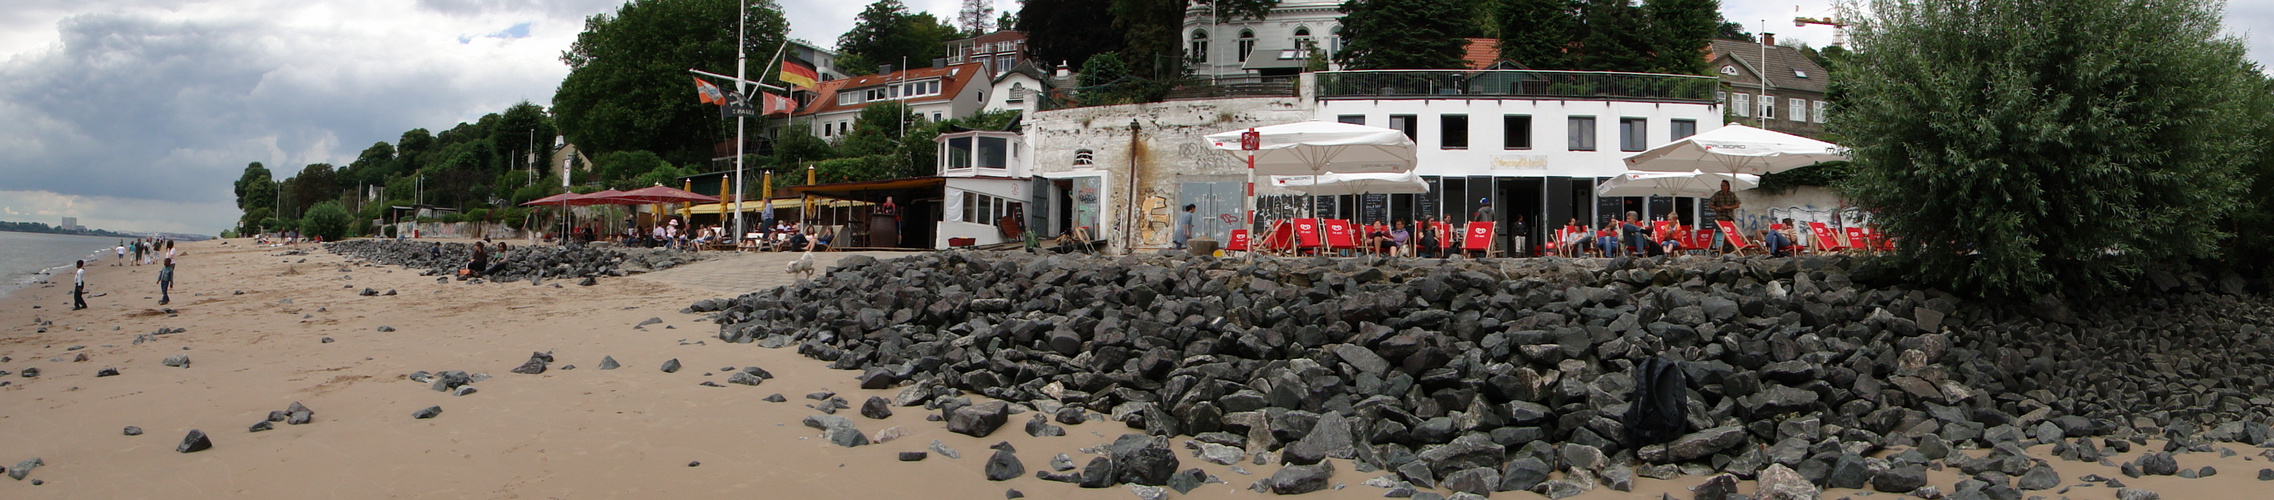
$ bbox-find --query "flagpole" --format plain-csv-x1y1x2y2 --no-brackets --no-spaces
732,0,748,245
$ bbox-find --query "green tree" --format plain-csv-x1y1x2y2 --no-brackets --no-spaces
956,0,995,36
301,201,352,241
1641,0,1717,74
234,162,276,214
288,163,340,216
1497,0,1577,69
1571,0,1649,72
238,207,273,235
1018,0,1126,68
1837,0,2259,297
341,141,397,188
836,0,955,75
1107,0,1187,80
555,0,788,165
494,101,558,175
839,101,919,157
2222,76,2274,286
1334,0,1470,70
595,150,671,185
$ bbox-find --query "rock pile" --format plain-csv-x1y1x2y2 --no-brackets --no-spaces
324,239,698,282
693,251,2274,497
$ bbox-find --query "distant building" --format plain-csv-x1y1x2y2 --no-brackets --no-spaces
1183,0,1346,80
1708,36,1831,138
787,40,850,83
60,217,78,231
793,62,993,140
945,31,1032,78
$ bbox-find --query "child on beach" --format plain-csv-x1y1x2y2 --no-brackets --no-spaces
158,258,174,305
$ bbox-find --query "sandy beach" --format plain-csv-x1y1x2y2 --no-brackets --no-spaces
0,238,2267,499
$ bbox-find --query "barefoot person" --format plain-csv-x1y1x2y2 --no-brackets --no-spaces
158,257,175,305
72,260,88,310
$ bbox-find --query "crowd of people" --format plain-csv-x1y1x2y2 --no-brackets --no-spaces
75,237,185,311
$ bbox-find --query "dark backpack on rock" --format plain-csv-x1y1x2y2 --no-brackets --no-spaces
1623,357,1689,446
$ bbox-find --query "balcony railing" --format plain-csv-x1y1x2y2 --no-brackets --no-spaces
1315,70,1719,102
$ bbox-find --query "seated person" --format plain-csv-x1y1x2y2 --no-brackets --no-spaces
1367,226,1395,253
1658,221,1685,254
1415,219,1441,258
786,230,810,252
1390,221,1411,256
1764,219,1798,257
812,231,834,251
1596,225,1622,257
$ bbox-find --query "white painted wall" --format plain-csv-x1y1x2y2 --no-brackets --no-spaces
983,72,1044,116
1314,99,1725,179
1183,0,1344,78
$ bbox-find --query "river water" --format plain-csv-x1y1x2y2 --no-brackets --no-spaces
0,231,130,298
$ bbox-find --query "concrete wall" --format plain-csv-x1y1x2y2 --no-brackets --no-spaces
387,222,526,240
1027,96,1317,253
1729,185,1855,246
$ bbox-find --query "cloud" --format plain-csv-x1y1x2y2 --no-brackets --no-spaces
0,190,239,235
0,1,588,234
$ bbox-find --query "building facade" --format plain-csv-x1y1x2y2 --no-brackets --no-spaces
1707,37,1832,138
1023,69,1729,254
792,62,992,141
1183,0,1345,80
945,31,1033,78
788,40,851,83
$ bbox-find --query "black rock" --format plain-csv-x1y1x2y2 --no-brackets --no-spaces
1004,489,1022,499
1874,464,1928,493
123,426,142,436
1055,406,1086,425
1499,457,1551,492
900,451,928,461
1692,473,1739,500
177,429,212,453
249,421,273,432
268,410,289,422
1109,434,1181,486
1024,416,1064,437
763,393,787,402
660,358,681,373
96,367,119,377
860,396,893,419
1283,412,1354,465
1079,457,1118,488
1268,460,1335,495
985,449,1025,481
598,356,620,370
2139,452,2179,476
9,458,41,480
688,461,700,467
1827,453,1871,489
947,401,1010,438
412,405,442,419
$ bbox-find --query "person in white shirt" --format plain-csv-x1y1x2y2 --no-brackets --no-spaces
115,243,126,264
72,260,88,310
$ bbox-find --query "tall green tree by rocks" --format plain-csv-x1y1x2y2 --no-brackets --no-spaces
234,162,276,233
836,0,955,75
1837,0,2259,297
1335,0,1470,69
1572,0,1651,71
554,0,788,166
2225,76,2274,286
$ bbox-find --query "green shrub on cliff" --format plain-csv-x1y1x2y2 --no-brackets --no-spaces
301,201,353,241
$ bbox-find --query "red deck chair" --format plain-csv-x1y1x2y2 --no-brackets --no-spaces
1808,222,1848,253
1716,220,1760,256
1843,227,1870,254
1324,219,1358,255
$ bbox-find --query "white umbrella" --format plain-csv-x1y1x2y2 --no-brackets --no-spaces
1597,171,1760,198
1271,171,1432,196
1206,121,1418,176
1623,124,1845,176
1207,121,1419,224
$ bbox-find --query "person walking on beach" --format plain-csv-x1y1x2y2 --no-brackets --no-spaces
72,260,88,310
157,257,175,305
132,239,145,266
116,243,126,265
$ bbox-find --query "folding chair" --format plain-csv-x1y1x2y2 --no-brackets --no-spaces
1843,227,1871,254
1716,220,1761,256
1808,222,1848,253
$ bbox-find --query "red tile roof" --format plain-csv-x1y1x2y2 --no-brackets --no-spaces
796,62,987,116
1462,38,1500,70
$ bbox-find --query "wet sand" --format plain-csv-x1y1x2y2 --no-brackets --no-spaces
0,238,2263,499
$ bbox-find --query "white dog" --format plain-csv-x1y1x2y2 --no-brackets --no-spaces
785,250,816,280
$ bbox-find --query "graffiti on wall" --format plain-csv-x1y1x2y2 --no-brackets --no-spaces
1176,141,1230,172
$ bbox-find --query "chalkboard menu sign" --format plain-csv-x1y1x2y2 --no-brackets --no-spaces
1596,195,1625,227
1361,194,1388,224
1698,205,1719,225
1415,183,1440,221
1647,196,1675,221
1314,195,1337,218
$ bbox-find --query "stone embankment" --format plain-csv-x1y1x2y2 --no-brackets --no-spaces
326,239,698,283
690,252,2274,498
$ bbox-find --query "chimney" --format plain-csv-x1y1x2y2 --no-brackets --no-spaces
1761,33,1775,46
878,64,894,75
932,58,948,70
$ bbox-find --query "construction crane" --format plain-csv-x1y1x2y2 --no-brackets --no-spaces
1793,6,1851,46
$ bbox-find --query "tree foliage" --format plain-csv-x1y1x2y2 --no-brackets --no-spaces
555,0,787,165
956,0,996,37
2221,76,2274,286
1836,0,2259,298
1107,0,1188,80
1496,0,1577,69
300,201,352,241
1018,0,1125,68
836,0,955,75
234,162,275,213
1493,0,1718,73
1336,0,1471,70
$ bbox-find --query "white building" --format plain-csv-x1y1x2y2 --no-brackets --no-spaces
1183,0,1345,80
793,62,992,140
980,62,1051,116
1021,69,1728,254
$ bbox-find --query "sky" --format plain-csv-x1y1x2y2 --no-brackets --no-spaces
0,0,2268,235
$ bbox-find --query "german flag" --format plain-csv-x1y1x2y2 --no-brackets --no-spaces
779,58,818,89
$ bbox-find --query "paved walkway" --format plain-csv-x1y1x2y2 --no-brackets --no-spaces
631,250,922,296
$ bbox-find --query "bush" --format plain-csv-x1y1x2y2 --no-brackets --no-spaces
1836,0,2259,298
301,201,353,240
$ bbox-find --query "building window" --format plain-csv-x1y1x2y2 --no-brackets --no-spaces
1503,114,1531,150
1440,114,1468,149
1568,116,1596,151
1388,114,1416,141
1237,29,1256,63
1813,100,1828,124
1008,83,1025,102
1073,149,1094,166
1789,98,1807,121
932,112,942,122
1732,93,1750,117
1793,69,1809,78
1337,114,1365,125
823,123,832,137
995,55,1014,73
961,192,1022,227
1293,26,1312,54
1716,91,1727,104
1759,97,1774,120
838,92,858,105
1672,119,1697,140
1618,118,1647,152
1189,30,1209,63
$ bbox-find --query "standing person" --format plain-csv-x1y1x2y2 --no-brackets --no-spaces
133,239,145,266
157,257,175,305
1471,199,1493,224
1708,180,1741,250
1174,204,1196,250
115,242,125,265
72,260,87,310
